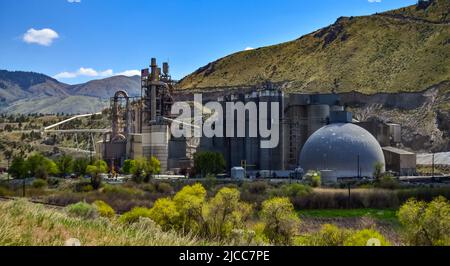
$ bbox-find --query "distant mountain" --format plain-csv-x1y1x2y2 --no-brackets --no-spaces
67,75,141,98
0,70,140,114
178,0,450,94
0,70,69,102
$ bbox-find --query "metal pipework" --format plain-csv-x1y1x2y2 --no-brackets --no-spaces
112,90,130,142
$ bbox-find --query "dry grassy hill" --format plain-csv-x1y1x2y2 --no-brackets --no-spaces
178,0,450,95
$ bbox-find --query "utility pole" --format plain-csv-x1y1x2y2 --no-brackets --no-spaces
432,153,435,181
357,154,360,178
430,137,435,181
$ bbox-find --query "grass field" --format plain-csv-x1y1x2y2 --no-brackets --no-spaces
0,199,213,246
298,209,398,222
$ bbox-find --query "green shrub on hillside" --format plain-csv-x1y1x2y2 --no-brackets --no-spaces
66,202,98,219
307,224,350,246
149,198,180,230
156,182,174,194
173,183,207,233
296,225,389,246
260,197,300,245
32,178,47,189
344,229,390,246
205,187,253,240
398,196,450,246
93,200,115,218
120,207,152,224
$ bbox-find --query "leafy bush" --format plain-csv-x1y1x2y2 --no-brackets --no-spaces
397,196,450,246
130,156,161,183
0,186,12,197
173,183,206,233
74,180,94,192
194,151,226,177
66,202,98,219
245,181,269,194
47,177,60,187
260,197,300,245
375,174,400,190
102,184,144,196
93,200,115,218
119,207,152,224
86,160,108,189
297,225,389,246
32,178,47,189
205,187,253,239
149,198,180,230
344,229,390,246
280,183,312,198
121,159,136,175
156,182,174,194
307,224,350,246
303,171,321,187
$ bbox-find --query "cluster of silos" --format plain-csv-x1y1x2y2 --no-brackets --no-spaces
283,94,342,170
199,87,286,173
199,91,345,174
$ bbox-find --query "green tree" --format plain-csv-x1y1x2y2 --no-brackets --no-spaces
398,197,450,246
56,154,74,177
147,156,161,181
8,156,28,179
25,153,58,180
86,160,108,189
194,151,226,177
73,157,89,176
205,187,252,239
121,159,136,175
260,197,300,245
130,156,161,183
130,157,148,183
373,162,384,180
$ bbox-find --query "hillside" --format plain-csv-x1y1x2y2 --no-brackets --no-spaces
67,75,140,98
0,70,69,102
0,71,140,114
178,0,450,94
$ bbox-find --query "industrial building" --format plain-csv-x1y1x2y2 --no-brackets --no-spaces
198,86,345,176
97,57,416,181
97,58,195,173
382,146,417,176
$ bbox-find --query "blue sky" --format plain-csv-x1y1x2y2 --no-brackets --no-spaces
0,0,417,84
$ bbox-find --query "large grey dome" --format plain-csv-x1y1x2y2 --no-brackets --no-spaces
299,123,385,182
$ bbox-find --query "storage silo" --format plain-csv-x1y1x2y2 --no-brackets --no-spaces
307,104,330,136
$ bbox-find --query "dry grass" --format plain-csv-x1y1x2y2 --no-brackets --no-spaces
0,199,212,246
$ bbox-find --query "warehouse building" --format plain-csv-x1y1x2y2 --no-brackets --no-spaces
382,146,417,176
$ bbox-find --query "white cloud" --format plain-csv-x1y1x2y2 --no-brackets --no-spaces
244,47,255,51
23,28,59,46
54,68,139,79
368,0,382,3
116,70,140,77
67,0,81,3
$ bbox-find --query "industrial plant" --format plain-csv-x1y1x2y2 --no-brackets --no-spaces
97,58,417,182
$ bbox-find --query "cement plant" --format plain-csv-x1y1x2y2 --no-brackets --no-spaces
0,0,449,251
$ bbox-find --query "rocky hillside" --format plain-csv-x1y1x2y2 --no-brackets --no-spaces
178,0,450,94
0,70,140,114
